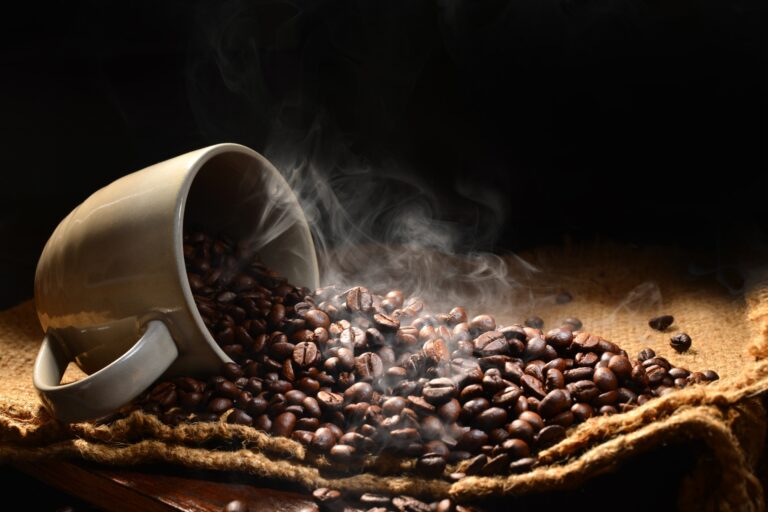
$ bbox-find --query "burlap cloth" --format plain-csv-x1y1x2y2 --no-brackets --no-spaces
2,244,768,510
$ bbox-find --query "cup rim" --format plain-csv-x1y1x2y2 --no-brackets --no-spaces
173,143,320,364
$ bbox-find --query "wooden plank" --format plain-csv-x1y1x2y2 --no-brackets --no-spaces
14,460,316,512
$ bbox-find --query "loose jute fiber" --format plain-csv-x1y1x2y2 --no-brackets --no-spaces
1,244,767,510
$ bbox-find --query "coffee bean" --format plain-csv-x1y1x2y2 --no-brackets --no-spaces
416,453,446,477
356,352,384,380
329,443,356,462
561,317,583,331
571,402,593,422
520,374,547,399
518,411,544,431
524,337,547,361
536,424,566,449
422,378,457,405
480,453,510,475
556,291,573,304
538,389,569,418
392,496,431,512
344,382,373,403
292,342,319,367
317,390,344,411
649,315,674,331
509,457,537,474
313,488,341,503
637,348,656,361
593,367,618,391
227,409,253,425
311,427,336,451
524,316,544,329
207,397,233,414
463,454,487,475
492,385,522,407
469,314,496,333
271,412,297,437
474,407,507,431
670,333,692,353
457,429,488,452
224,500,249,512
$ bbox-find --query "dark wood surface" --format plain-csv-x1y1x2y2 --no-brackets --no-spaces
13,460,316,512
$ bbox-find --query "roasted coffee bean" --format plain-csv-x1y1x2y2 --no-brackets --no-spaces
637,348,656,361
463,454,488,476
422,378,457,405
344,382,374,403
317,390,344,411
292,342,318,367
458,429,489,453
223,500,249,512
313,488,341,503
518,411,544,431
571,402,594,422
649,315,674,331
305,309,331,329
271,412,297,437
329,443,356,462
416,453,447,477
392,496,431,512
524,316,544,329
536,424,566,448
509,457,537,474
593,367,618,391
207,397,233,414
480,453,510,475
545,328,573,349
564,367,594,382
561,317,583,331
507,419,535,443
221,362,244,381
670,332,692,353
500,438,531,460
520,374,547,399
356,352,384,380
538,389,570,418
149,382,177,409
608,355,632,378
227,409,253,425
469,314,496,333
548,410,575,428
556,291,573,304
523,337,547,361
545,368,565,391
492,385,522,407
360,493,392,506
474,407,507,431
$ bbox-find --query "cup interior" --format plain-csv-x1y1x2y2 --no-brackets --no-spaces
182,148,319,290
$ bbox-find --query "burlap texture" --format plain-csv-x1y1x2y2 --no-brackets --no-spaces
1,245,768,510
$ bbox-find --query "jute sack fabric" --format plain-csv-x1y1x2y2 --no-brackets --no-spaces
0,245,767,511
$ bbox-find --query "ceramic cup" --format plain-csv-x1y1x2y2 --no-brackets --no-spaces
33,143,319,423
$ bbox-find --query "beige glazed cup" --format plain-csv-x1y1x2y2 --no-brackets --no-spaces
33,143,319,423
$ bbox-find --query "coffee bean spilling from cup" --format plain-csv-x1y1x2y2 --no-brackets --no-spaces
139,231,719,478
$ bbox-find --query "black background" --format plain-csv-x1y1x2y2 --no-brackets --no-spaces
1,0,766,308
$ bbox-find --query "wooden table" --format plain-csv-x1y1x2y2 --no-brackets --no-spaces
13,460,316,512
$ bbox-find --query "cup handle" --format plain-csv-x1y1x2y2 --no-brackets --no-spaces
33,320,179,423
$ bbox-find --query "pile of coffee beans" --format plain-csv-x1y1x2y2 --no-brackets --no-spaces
139,231,719,480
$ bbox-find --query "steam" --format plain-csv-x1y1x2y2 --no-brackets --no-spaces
185,1,535,318
261,119,530,314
